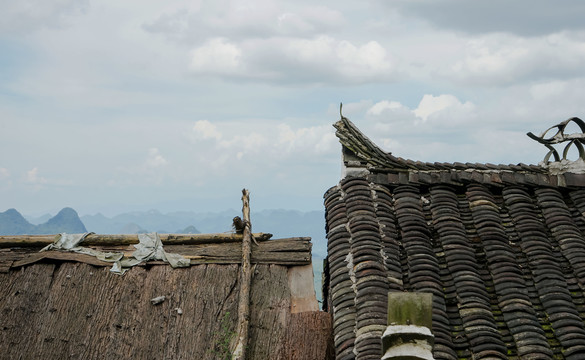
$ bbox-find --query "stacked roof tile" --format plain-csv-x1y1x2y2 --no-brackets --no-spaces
324,116,585,360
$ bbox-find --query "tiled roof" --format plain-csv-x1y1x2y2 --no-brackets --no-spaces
324,116,585,360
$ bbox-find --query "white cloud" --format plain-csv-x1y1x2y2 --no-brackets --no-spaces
23,167,49,192
144,1,344,42
164,2,585,88
361,94,475,129
453,38,528,76
21,167,74,189
188,35,396,84
186,120,336,172
529,80,569,101
190,38,243,75
414,94,475,122
146,148,167,168
108,147,169,187
218,132,269,153
299,37,391,78
366,101,417,134
446,32,585,85
277,6,344,35
25,167,47,185
465,78,585,127
277,12,314,35
367,100,406,116
275,36,395,83
277,124,336,154
192,120,223,140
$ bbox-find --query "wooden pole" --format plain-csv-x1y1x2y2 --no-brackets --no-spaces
233,189,253,360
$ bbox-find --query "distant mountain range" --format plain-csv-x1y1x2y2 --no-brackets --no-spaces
80,209,204,235
0,208,87,235
10,208,327,257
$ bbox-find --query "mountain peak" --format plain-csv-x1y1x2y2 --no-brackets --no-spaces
0,207,87,235
0,208,34,235
4,208,24,217
39,207,86,233
52,207,80,219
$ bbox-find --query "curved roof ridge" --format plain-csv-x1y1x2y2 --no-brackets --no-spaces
334,114,548,173
333,115,409,169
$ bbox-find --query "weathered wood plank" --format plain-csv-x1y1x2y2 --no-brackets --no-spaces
4,250,310,269
12,252,114,268
0,263,244,359
0,262,305,360
255,238,312,252
0,233,273,248
281,312,335,360
188,257,309,266
165,238,311,257
168,240,312,264
1,238,312,269
0,263,57,356
248,264,291,360
0,248,26,272
288,264,319,313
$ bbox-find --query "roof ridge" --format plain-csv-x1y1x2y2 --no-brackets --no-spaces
333,114,409,169
333,111,549,173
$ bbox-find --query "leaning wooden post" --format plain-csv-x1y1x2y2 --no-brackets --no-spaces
233,189,253,360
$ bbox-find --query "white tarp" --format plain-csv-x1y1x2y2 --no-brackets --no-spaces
41,232,189,275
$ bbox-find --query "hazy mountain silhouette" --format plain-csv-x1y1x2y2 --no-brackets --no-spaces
81,210,204,235
0,207,86,235
0,208,35,235
178,225,200,234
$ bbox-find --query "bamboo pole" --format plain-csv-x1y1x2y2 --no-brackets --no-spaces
0,233,272,248
233,189,253,360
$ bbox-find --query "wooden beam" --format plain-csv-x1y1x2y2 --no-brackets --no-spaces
1,237,312,270
0,233,273,248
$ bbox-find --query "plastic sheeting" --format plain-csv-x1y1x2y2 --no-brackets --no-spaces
41,232,189,275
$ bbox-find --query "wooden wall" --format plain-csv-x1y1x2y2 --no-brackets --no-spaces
0,262,332,359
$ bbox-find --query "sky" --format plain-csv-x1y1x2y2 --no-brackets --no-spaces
2,0,585,217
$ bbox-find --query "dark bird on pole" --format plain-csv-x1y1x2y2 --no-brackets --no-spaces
233,216,245,234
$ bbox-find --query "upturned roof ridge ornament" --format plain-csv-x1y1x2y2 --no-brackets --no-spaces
334,103,408,170
527,117,585,164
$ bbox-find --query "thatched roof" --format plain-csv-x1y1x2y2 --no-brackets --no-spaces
324,116,585,359
0,232,332,359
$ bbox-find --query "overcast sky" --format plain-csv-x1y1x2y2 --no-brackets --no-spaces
2,0,585,216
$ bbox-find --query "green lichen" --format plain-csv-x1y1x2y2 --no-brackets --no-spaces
387,293,433,328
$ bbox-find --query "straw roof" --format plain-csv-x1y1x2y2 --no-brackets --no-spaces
0,232,332,359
